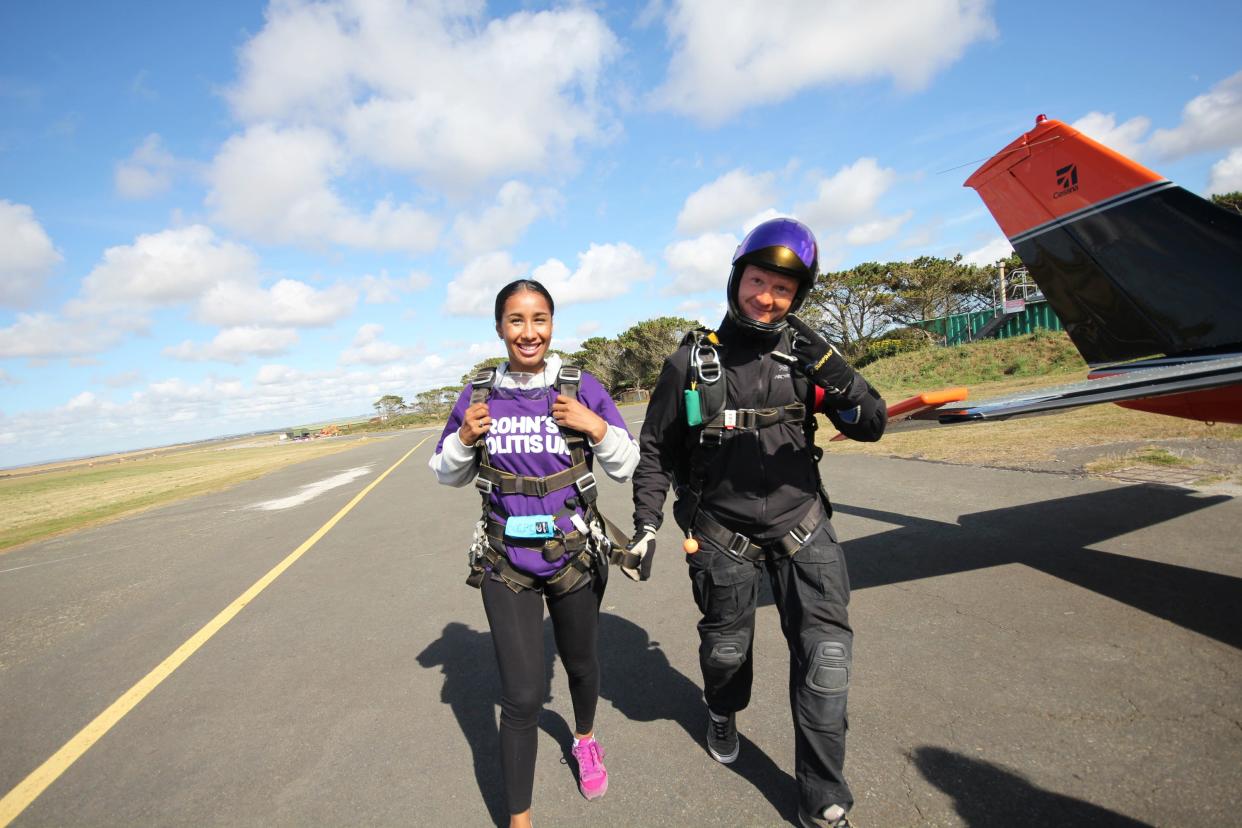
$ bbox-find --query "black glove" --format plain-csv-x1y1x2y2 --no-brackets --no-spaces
621,525,657,582
773,315,860,407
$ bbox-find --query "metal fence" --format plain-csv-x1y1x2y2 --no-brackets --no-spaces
919,299,1064,346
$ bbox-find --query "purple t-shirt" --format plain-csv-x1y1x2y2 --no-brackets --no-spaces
435,370,630,578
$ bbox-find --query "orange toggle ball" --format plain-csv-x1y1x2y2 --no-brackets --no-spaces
683,537,699,554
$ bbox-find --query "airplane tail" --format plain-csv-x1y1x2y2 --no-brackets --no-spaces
964,116,1242,366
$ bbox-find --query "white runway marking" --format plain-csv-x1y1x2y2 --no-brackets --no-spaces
250,466,374,511
0,552,100,575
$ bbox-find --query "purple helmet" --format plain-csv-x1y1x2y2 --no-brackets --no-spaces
727,217,819,333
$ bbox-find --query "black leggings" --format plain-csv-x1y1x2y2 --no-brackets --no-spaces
481,572,604,815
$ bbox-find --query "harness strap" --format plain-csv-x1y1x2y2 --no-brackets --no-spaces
475,543,595,596
700,401,806,443
474,459,596,498
485,518,591,557
690,498,825,562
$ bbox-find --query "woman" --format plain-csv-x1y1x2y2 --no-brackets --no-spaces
429,279,638,828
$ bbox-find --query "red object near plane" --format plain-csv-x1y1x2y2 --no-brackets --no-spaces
913,116,1242,427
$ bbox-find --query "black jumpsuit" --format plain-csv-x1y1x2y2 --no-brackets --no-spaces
632,315,886,816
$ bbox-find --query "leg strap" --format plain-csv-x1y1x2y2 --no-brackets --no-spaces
691,499,824,562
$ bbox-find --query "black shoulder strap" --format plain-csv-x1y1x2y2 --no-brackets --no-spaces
778,328,832,518
555,364,582,400
469,366,497,406
554,364,584,456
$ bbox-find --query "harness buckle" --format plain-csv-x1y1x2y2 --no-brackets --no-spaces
558,365,582,383
474,475,494,495
727,532,752,557
575,472,598,495
788,524,811,547
723,409,737,429
693,344,722,383
737,408,757,429
700,428,722,446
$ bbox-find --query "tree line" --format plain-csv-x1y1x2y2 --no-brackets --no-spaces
379,249,1039,420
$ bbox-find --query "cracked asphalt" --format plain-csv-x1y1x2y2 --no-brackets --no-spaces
1,424,1239,826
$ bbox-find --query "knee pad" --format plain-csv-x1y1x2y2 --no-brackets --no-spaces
703,630,750,668
805,639,850,696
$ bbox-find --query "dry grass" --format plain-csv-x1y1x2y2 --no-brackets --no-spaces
0,437,365,553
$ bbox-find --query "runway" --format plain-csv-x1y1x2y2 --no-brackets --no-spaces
2,421,1239,826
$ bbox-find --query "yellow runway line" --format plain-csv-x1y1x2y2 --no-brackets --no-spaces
0,436,432,826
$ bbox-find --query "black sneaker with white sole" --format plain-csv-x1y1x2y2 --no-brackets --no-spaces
705,708,739,764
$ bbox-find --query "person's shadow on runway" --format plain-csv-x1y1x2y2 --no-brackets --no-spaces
418,614,799,825
595,611,801,823
416,622,531,827
915,746,1153,826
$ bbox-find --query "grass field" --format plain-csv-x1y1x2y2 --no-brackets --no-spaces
0,437,366,553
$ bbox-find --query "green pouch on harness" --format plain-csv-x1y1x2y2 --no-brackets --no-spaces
684,388,703,427
504,514,557,540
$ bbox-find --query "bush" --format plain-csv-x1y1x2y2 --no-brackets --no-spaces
855,337,930,368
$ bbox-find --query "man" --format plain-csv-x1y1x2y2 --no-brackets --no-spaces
624,217,886,827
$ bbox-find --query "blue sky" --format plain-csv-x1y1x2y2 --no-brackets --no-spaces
3,0,1242,468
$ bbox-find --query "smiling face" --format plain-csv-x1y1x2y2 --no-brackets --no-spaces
736,264,799,324
496,288,553,373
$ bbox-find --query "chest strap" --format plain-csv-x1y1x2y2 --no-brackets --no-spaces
700,402,806,445
691,498,825,562
474,459,596,500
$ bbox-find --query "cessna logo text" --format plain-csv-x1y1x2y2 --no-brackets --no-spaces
1053,163,1079,198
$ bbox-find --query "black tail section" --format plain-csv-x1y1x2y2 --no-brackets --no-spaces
966,118,1242,365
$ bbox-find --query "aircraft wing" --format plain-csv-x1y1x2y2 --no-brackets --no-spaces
924,353,1242,423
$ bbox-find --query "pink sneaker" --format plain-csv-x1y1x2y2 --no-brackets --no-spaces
571,735,608,800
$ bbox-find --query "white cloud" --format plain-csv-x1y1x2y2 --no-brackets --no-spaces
357,268,435,304
207,124,441,253
676,169,776,235
741,208,783,235
444,243,653,316
845,211,914,246
0,200,62,308
227,2,619,187
76,225,260,313
0,313,125,358
198,278,357,328
532,243,654,305
795,158,897,229
962,237,1014,266
452,181,559,261
1209,148,1242,194
103,370,143,388
1149,70,1242,160
651,0,994,124
115,133,178,199
1070,112,1152,160
444,252,530,317
664,232,737,294
164,327,299,364
576,320,601,337
340,323,409,366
